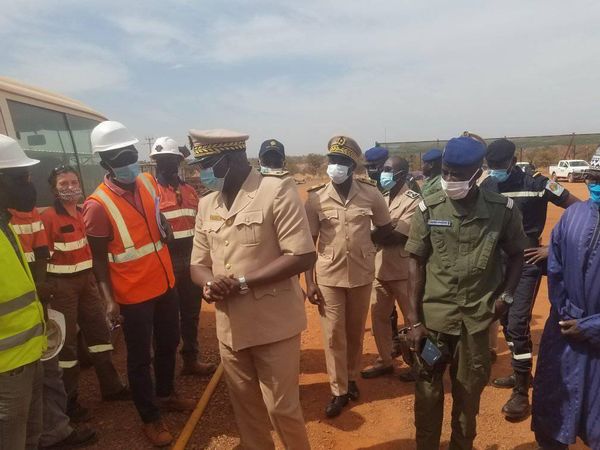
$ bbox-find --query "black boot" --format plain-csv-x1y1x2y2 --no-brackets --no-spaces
502,371,531,421
325,395,349,418
493,372,516,389
347,381,360,401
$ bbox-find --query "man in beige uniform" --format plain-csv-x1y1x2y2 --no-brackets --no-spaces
361,156,421,379
189,129,316,450
305,136,393,418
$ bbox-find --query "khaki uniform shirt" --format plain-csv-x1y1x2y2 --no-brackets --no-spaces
305,178,391,288
191,170,315,351
375,185,421,281
405,188,528,335
421,174,441,198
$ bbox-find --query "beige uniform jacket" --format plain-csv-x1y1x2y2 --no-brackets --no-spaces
375,185,421,281
305,178,391,288
191,170,315,351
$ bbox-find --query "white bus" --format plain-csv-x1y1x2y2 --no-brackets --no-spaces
0,77,107,206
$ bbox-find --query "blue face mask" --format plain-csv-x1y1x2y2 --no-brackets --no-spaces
199,167,225,192
488,169,510,183
112,162,140,184
588,183,600,205
380,172,397,191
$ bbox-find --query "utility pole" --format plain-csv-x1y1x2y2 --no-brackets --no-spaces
144,136,154,156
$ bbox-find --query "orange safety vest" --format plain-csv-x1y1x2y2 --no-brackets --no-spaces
41,205,93,274
157,182,199,240
8,208,48,262
88,173,175,304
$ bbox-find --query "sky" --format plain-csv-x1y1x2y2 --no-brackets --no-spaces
2,0,600,157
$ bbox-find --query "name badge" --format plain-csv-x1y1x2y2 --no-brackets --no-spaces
427,219,452,227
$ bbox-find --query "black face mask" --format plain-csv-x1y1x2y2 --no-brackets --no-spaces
5,181,37,212
367,168,381,181
156,158,180,179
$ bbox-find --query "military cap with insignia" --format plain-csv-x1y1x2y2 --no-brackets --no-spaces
327,135,362,163
364,146,389,163
259,139,285,158
422,148,442,162
188,128,249,164
443,136,486,166
485,138,516,164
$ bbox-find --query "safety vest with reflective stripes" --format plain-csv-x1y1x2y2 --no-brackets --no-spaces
88,173,175,304
41,205,93,274
8,208,49,263
157,182,199,240
0,222,46,373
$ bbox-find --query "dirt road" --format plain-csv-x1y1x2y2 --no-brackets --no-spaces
79,182,590,449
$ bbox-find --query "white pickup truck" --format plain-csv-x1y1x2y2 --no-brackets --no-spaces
549,160,590,182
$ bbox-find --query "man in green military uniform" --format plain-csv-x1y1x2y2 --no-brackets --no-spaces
404,135,527,450
420,149,442,198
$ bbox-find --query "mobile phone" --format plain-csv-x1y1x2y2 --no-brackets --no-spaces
420,338,442,367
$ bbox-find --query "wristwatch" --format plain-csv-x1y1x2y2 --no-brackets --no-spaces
238,276,250,295
500,292,514,306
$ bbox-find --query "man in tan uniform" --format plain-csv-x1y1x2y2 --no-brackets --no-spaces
361,156,421,379
304,136,393,418
189,129,316,450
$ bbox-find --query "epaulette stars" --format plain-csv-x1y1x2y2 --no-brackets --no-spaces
404,190,420,200
357,177,377,187
307,183,326,192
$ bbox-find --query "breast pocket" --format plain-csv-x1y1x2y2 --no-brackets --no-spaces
233,210,264,247
430,229,452,269
475,232,498,271
201,220,225,248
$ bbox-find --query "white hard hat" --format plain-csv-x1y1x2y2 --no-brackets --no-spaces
0,134,39,169
150,136,184,159
41,309,66,362
91,120,139,153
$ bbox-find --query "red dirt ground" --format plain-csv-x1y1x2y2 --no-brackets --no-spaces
77,182,590,449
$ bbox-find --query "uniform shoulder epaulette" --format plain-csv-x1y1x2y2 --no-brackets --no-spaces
533,171,542,177
261,170,289,178
357,177,377,187
481,188,513,208
404,189,420,200
307,183,326,193
423,192,445,208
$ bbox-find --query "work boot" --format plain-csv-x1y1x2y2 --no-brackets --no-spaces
142,419,173,447
493,372,516,389
502,371,531,421
181,359,217,376
325,395,348,418
41,426,98,448
347,381,360,401
66,401,92,423
361,363,393,379
157,393,195,412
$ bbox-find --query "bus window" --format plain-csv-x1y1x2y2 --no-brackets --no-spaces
66,114,103,197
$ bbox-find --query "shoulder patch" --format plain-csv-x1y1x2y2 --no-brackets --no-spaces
357,177,377,187
423,193,446,207
418,200,427,212
404,189,420,200
545,180,565,197
307,183,326,193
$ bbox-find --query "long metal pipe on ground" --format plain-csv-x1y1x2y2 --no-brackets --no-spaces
172,362,225,450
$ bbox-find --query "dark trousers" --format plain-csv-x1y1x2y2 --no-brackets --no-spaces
120,289,180,423
501,263,542,373
174,268,202,360
535,430,569,450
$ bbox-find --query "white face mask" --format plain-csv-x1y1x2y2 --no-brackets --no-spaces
327,164,350,184
440,170,479,200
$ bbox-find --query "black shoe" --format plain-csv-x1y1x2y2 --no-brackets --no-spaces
102,386,132,401
493,373,516,389
502,371,531,422
347,381,360,401
42,427,98,448
66,402,92,423
325,395,348,418
361,364,394,379
398,369,416,383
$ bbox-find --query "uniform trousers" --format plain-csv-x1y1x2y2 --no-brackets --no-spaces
0,360,43,450
39,356,73,447
173,267,202,361
415,325,491,450
500,262,542,373
371,279,408,366
219,334,310,450
319,283,372,396
120,289,180,423
48,271,124,405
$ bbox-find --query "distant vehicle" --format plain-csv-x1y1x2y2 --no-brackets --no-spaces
515,161,535,175
0,77,107,206
591,145,600,169
549,159,590,183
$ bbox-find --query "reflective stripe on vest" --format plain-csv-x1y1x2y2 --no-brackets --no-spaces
0,322,44,352
0,291,37,316
23,251,35,263
107,241,164,263
47,260,93,274
11,221,43,235
93,189,136,249
501,191,545,198
59,360,78,369
163,208,197,220
53,238,88,252
88,344,114,353
173,229,194,239
138,174,157,199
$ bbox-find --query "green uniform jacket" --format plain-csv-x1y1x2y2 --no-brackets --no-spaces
405,188,528,335
421,174,441,198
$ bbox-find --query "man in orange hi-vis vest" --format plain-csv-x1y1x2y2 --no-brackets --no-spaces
82,121,194,448
149,137,216,377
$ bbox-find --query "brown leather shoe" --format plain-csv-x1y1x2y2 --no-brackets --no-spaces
157,393,196,412
142,419,173,447
181,360,217,376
